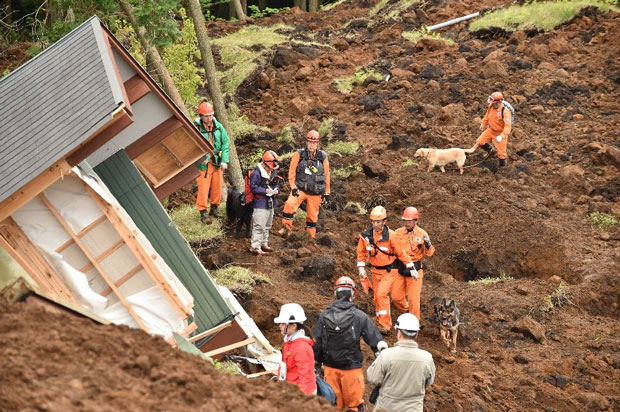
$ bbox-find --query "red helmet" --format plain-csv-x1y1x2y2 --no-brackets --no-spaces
262,150,279,170
402,207,419,220
198,102,215,115
487,92,504,104
334,276,356,299
306,130,320,142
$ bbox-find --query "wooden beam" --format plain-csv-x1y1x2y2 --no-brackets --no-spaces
124,75,150,104
101,263,142,297
56,214,107,253
0,160,72,223
203,337,256,358
66,110,133,166
154,166,200,200
38,193,148,331
103,31,132,116
188,320,233,343
79,239,125,273
125,117,182,159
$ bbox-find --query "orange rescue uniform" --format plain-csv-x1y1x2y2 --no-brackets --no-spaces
392,226,435,321
356,226,412,329
281,150,330,238
476,103,513,159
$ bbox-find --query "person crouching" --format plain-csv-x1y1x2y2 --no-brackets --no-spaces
249,150,280,255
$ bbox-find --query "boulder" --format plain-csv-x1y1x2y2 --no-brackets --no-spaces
417,37,446,51
258,72,270,89
527,44,548,60
357,94,383,111
290,97,309,116
427,79,440,90
557,164,585,186
482,60,508,78
549,37,570,55
483,49,505,63
361,158,389,180
418,64,444,79
272,47,300,68
590,144,620,168
390,68,414,80
296,255,335,281
387,135,414,150
511,316,546,343
316,233,338,248
331,38,349,51
295,66,313,80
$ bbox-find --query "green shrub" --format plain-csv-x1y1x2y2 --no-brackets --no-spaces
401,159,417,167
228,102,268,138
170,204,223,242
277,125,295,145
325,141,359,155
345,201,367,215
468,275,514,286
470,0,619,32
335,68,382,93
295,209,307,221
586,212,618,233
402,27,455,45
332,162,362,178
241,148,266,170
214,360,241,375
211,266,270,296
540,281,569,312
369,0,389,16
248,5,289,18
318,118,334,140
279,151,296,161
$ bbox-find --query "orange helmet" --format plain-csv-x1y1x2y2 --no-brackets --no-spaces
487,92,504,104
262,150,279,170
198,102,215,115
306,130,320,142
334,276,356,299
402,207,419,220
370,206,387,221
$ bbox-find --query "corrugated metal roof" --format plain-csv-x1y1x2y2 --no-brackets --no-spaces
0,16,122,203
93,151,232,333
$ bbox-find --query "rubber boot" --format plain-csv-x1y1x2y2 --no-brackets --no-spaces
499,158,507,167
200,210,210,224
210,204,221,218
480,143,492,152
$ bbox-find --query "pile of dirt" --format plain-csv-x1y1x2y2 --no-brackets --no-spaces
0,302,332,411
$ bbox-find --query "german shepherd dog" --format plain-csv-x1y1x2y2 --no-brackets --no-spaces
434,298,460,353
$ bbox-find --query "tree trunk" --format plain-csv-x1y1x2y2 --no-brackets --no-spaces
308,0,318,12
186,0,245,192
118,1,189,116
258,0,266,11
231,0,246,21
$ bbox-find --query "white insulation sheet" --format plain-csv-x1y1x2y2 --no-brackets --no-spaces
11,168,194,338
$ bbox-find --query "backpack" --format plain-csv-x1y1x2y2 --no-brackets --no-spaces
321,307,359,369
243,168,254,204
501,101,515,125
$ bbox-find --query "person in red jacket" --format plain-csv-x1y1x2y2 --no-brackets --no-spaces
274,303,317,395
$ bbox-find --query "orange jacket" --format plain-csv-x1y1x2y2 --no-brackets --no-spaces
481,103,512,138
357,225,412,269
394,226,435,262
288,150,331,195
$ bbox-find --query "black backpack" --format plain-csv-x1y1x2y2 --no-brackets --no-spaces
321,307,360,369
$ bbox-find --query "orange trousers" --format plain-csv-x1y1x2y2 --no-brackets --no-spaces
476,129,508,159
372,269,400,329
281,190,321,237
391,269,424,321
195,163,222,211
324,367,364,411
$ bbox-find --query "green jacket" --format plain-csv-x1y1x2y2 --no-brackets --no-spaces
194,117,230,170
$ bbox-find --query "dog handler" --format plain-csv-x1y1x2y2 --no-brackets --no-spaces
195,102,230,223
278,130,330,238
392,207,435,321
356,206,415,333
249,150,280,255
474,91,512,167
367,314,435,412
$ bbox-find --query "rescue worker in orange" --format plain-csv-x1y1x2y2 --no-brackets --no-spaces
392,207,435,322
356,206,416,334
278,130,330,238
474,91,512,167
195,102,229,223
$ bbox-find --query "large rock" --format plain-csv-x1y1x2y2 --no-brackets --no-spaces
511,316,546,343
390,68,414,80
357,94,383,111
290,97,309,116
549,37,570,55
296,255,335,281
556,165,585,186
482,60,508,78
418,64,444,79
361,158,389,180
483,49,505,63
417,37,446,51
387,135,414,150
331,38,349,51
272,47,300,68
295,66,313,80
590,144,620,168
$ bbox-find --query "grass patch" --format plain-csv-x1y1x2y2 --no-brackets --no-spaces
211,265,270,296
402,27,455,45
345,201,367,215
469,0,619,32
322,0,347,11
370,0,389,17
540,282,569,312
468,275,514,286
332,162,362,178
228,102,268,138
170,204,223,243
241,148,265,170
214,360,241,375
401,158,417,167
279,151,296,161
586,211,618,233
318,118,334,140
335,68,382,93
212,24,291,95
277,125,295,145
295,209,307,221
325,141,359,155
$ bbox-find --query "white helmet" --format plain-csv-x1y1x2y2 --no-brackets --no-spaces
394,313,420,335
274,303,307,324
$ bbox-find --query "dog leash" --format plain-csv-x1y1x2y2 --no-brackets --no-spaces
442,150,493,173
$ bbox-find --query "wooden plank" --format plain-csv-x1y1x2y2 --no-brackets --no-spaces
79,239,125,273
83,184,190,318
158,142,184,168
134,144,180,182
154,166,201,200
188,320,232,343
246,370,275,379
124,75,150,104
161,128,204,165
57,215,107,253
203,337,256,358
0,160,72,223
103,31,132,116
66,110,133,166
132,158,160,186
125,117,182,159
100,264,142,297
38,193,148,331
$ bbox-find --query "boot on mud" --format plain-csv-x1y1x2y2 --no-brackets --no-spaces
499,158,507,167
277,226,290,239
209,204,221,218
200,210,211,224
261,244,274,253
249,247,266,255
480,143,492,152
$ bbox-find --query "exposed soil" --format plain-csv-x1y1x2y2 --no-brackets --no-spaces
2,0,620,411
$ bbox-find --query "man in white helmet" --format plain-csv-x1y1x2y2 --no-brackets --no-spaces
367,313,435,412
313,276,387,412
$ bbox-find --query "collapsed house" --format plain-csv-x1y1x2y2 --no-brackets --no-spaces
0,16,276,363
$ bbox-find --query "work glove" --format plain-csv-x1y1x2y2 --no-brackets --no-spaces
495,135,503,143
220,162,228,170
377,341,388,352
480,124,485,131
409,268,419,280
358,267,367,279
423,236,432,249
292,188,300,197
321,194,330,203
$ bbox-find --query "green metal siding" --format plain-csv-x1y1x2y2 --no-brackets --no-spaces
93,150,231,333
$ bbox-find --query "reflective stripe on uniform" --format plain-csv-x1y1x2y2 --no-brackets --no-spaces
376,310,388,316
282,212,294,220
357,262,365,267
306,221,317,228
